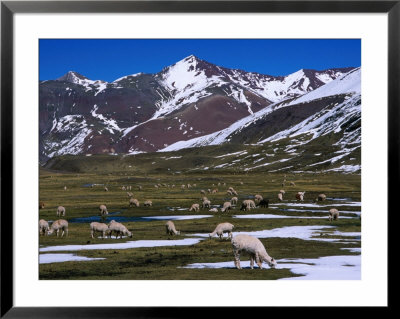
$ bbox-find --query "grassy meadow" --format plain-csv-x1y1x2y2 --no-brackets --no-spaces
39,161,361,280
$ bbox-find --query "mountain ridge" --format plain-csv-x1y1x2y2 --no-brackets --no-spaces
39,55,360,171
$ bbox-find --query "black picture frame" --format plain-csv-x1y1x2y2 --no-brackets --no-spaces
1,0,395,317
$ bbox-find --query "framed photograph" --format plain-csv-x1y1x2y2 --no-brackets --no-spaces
1,0,395,316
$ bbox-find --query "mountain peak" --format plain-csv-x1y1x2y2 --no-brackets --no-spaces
56,71,89,83
183,54,200,61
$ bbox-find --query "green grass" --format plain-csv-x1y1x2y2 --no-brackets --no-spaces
39,164,361,280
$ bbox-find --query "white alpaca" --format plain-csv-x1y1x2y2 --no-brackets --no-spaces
209,208,218,213
143,200,152,207
254,194,263,203
228,187,238,196
56,206,66,217
108,221,132,238
329,208,339,221
278,193,283,201
221,202,232,212
99,204,108,215
240,199,256,211
202,199,211,209
189,203,200,212
209,222,234,239
231,234,277,269
129,198,140,207
296,191,305,201
48,219,68,237
90,222,110,239
317,194,327,201
230,197,238,205
165,221,180,236
39,219,49,236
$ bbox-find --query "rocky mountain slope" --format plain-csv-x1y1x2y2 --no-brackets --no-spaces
39,55,359,172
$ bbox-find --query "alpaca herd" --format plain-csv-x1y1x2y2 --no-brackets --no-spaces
39,181,346,270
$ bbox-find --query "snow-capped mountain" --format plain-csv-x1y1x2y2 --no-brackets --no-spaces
160,67,361,149
39,55,358,165
158,67,361,173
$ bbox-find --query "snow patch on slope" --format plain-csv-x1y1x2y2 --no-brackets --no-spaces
91,104,122,134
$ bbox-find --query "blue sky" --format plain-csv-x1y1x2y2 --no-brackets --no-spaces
39,39,361,82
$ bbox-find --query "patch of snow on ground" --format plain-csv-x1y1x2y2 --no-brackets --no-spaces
40,238,204,252
279,208,361,216
189,226,360,244
39,253,105,264
342,247,361,253
233,214,355,219
142,215,212,221
181,255,360,280
270,202,361,208
278,255,361,280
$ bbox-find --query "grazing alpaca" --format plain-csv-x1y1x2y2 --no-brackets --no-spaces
230,197,238,205
129,198,140,207
108,220,132,239
254,194,263,203
202,199,211,209
258,199,269,208
39,219,49,236
165,220,180,236
189,203,200,212
329,208,339,221
99,204,108,215
296,192,305,201
90,222,110,239
240,199,256,211
56,206,66,217
209,222,234,240
221,202,232,212
231,234,277,269
48,219,68,237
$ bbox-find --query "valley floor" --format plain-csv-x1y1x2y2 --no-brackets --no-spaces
39,170,361,280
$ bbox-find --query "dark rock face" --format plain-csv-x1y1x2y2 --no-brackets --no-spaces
39,55,355,162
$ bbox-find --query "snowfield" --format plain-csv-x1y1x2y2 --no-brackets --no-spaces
181,255,361,280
